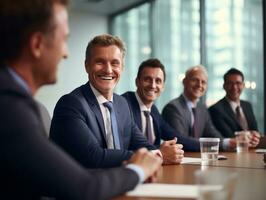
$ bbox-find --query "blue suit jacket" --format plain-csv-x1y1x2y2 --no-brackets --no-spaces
122,92,200,151
50,83,156,168
209,97,258,138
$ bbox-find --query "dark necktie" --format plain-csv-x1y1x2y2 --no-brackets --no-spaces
103,101,121,149
143,111,154,144
192,107,199,138
235,106,248,130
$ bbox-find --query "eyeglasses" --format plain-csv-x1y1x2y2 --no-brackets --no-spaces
225,81,243,87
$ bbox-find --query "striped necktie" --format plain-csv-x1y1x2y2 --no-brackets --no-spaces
103,101,121,149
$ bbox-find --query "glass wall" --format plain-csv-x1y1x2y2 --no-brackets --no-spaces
205,0,264,132
110,0,264,133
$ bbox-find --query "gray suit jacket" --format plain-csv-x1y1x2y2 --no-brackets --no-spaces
162,95,222,138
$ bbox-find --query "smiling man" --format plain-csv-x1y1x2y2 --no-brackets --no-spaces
162,65,223,139
0,1,162,200
50,34,182,168
209,68,260,146
123,58,200,152
162,65,260,150
162,65,236,150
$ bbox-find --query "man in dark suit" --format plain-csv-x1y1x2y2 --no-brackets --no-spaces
50,34,183,168
162,65,259,150
0,1,161,199
209,68,260,146
123,58,200,151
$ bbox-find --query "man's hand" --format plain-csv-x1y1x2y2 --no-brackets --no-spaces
128,148,162,183
228,138,237,150
159,138,184,165
248,131,260,148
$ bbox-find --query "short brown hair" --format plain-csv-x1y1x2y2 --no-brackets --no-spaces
0,0,69,64
137,58,166,82
85,34,126,62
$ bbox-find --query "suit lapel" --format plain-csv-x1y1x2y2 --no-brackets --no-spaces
221,98,242,129
81,83,107,143
150,106,160,140
179,95,193,136
130,93,142,130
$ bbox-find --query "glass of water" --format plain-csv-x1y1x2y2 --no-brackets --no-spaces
199,138,220,165
234,131,250,153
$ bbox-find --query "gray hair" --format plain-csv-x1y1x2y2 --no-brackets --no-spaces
185,65,208,78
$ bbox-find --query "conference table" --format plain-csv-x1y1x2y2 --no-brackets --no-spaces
114,150,266,200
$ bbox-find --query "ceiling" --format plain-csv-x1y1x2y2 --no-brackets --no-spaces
72,0,148,16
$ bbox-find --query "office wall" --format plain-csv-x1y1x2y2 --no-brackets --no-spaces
35,9,107,116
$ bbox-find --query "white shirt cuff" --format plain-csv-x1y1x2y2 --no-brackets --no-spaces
222,138,231,150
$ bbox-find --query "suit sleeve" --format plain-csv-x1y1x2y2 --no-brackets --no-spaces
50,94,133,168
154,107,200,151
162,103,190,136
0,95,138,200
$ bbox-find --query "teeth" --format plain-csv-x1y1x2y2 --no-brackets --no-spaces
146,91,155,96
100,76,113,80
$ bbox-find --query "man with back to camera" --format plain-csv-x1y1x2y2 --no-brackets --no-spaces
122,58,200,152
0,0,162,199
50,34,184,168
209,68,260,146
162,65,259,150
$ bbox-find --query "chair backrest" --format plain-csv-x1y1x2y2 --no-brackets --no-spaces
37,101,51,137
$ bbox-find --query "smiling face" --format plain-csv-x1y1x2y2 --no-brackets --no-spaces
136,67,164,108
223,74,244,102
183,68,207,103
85,45,123,100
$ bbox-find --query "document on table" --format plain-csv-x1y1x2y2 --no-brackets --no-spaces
181,157,202,164
127,183,199,198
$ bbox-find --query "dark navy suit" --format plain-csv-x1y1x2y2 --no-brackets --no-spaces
122,92,200,151
50,83,156,168
0,67,139,200
209,97,258,138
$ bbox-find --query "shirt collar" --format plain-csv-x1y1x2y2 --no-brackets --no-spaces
89,83,113,105
182,93,197,111
135,92,151,112
7,67,31,94
226,97,240,111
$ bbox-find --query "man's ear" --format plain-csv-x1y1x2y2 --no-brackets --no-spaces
84,59,89,73
135,77,138,87
29,32,44,58
182,77,186,86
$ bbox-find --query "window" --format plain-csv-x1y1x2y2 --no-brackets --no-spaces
110,0,264,133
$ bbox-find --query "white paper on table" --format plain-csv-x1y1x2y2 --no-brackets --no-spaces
127,183,199,198
181,157,202,164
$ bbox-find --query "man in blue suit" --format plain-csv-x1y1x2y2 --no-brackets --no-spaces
0,1,161,199
123,58,200,151
50,34,183,168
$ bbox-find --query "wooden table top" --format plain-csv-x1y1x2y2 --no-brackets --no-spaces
113,151,266,200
